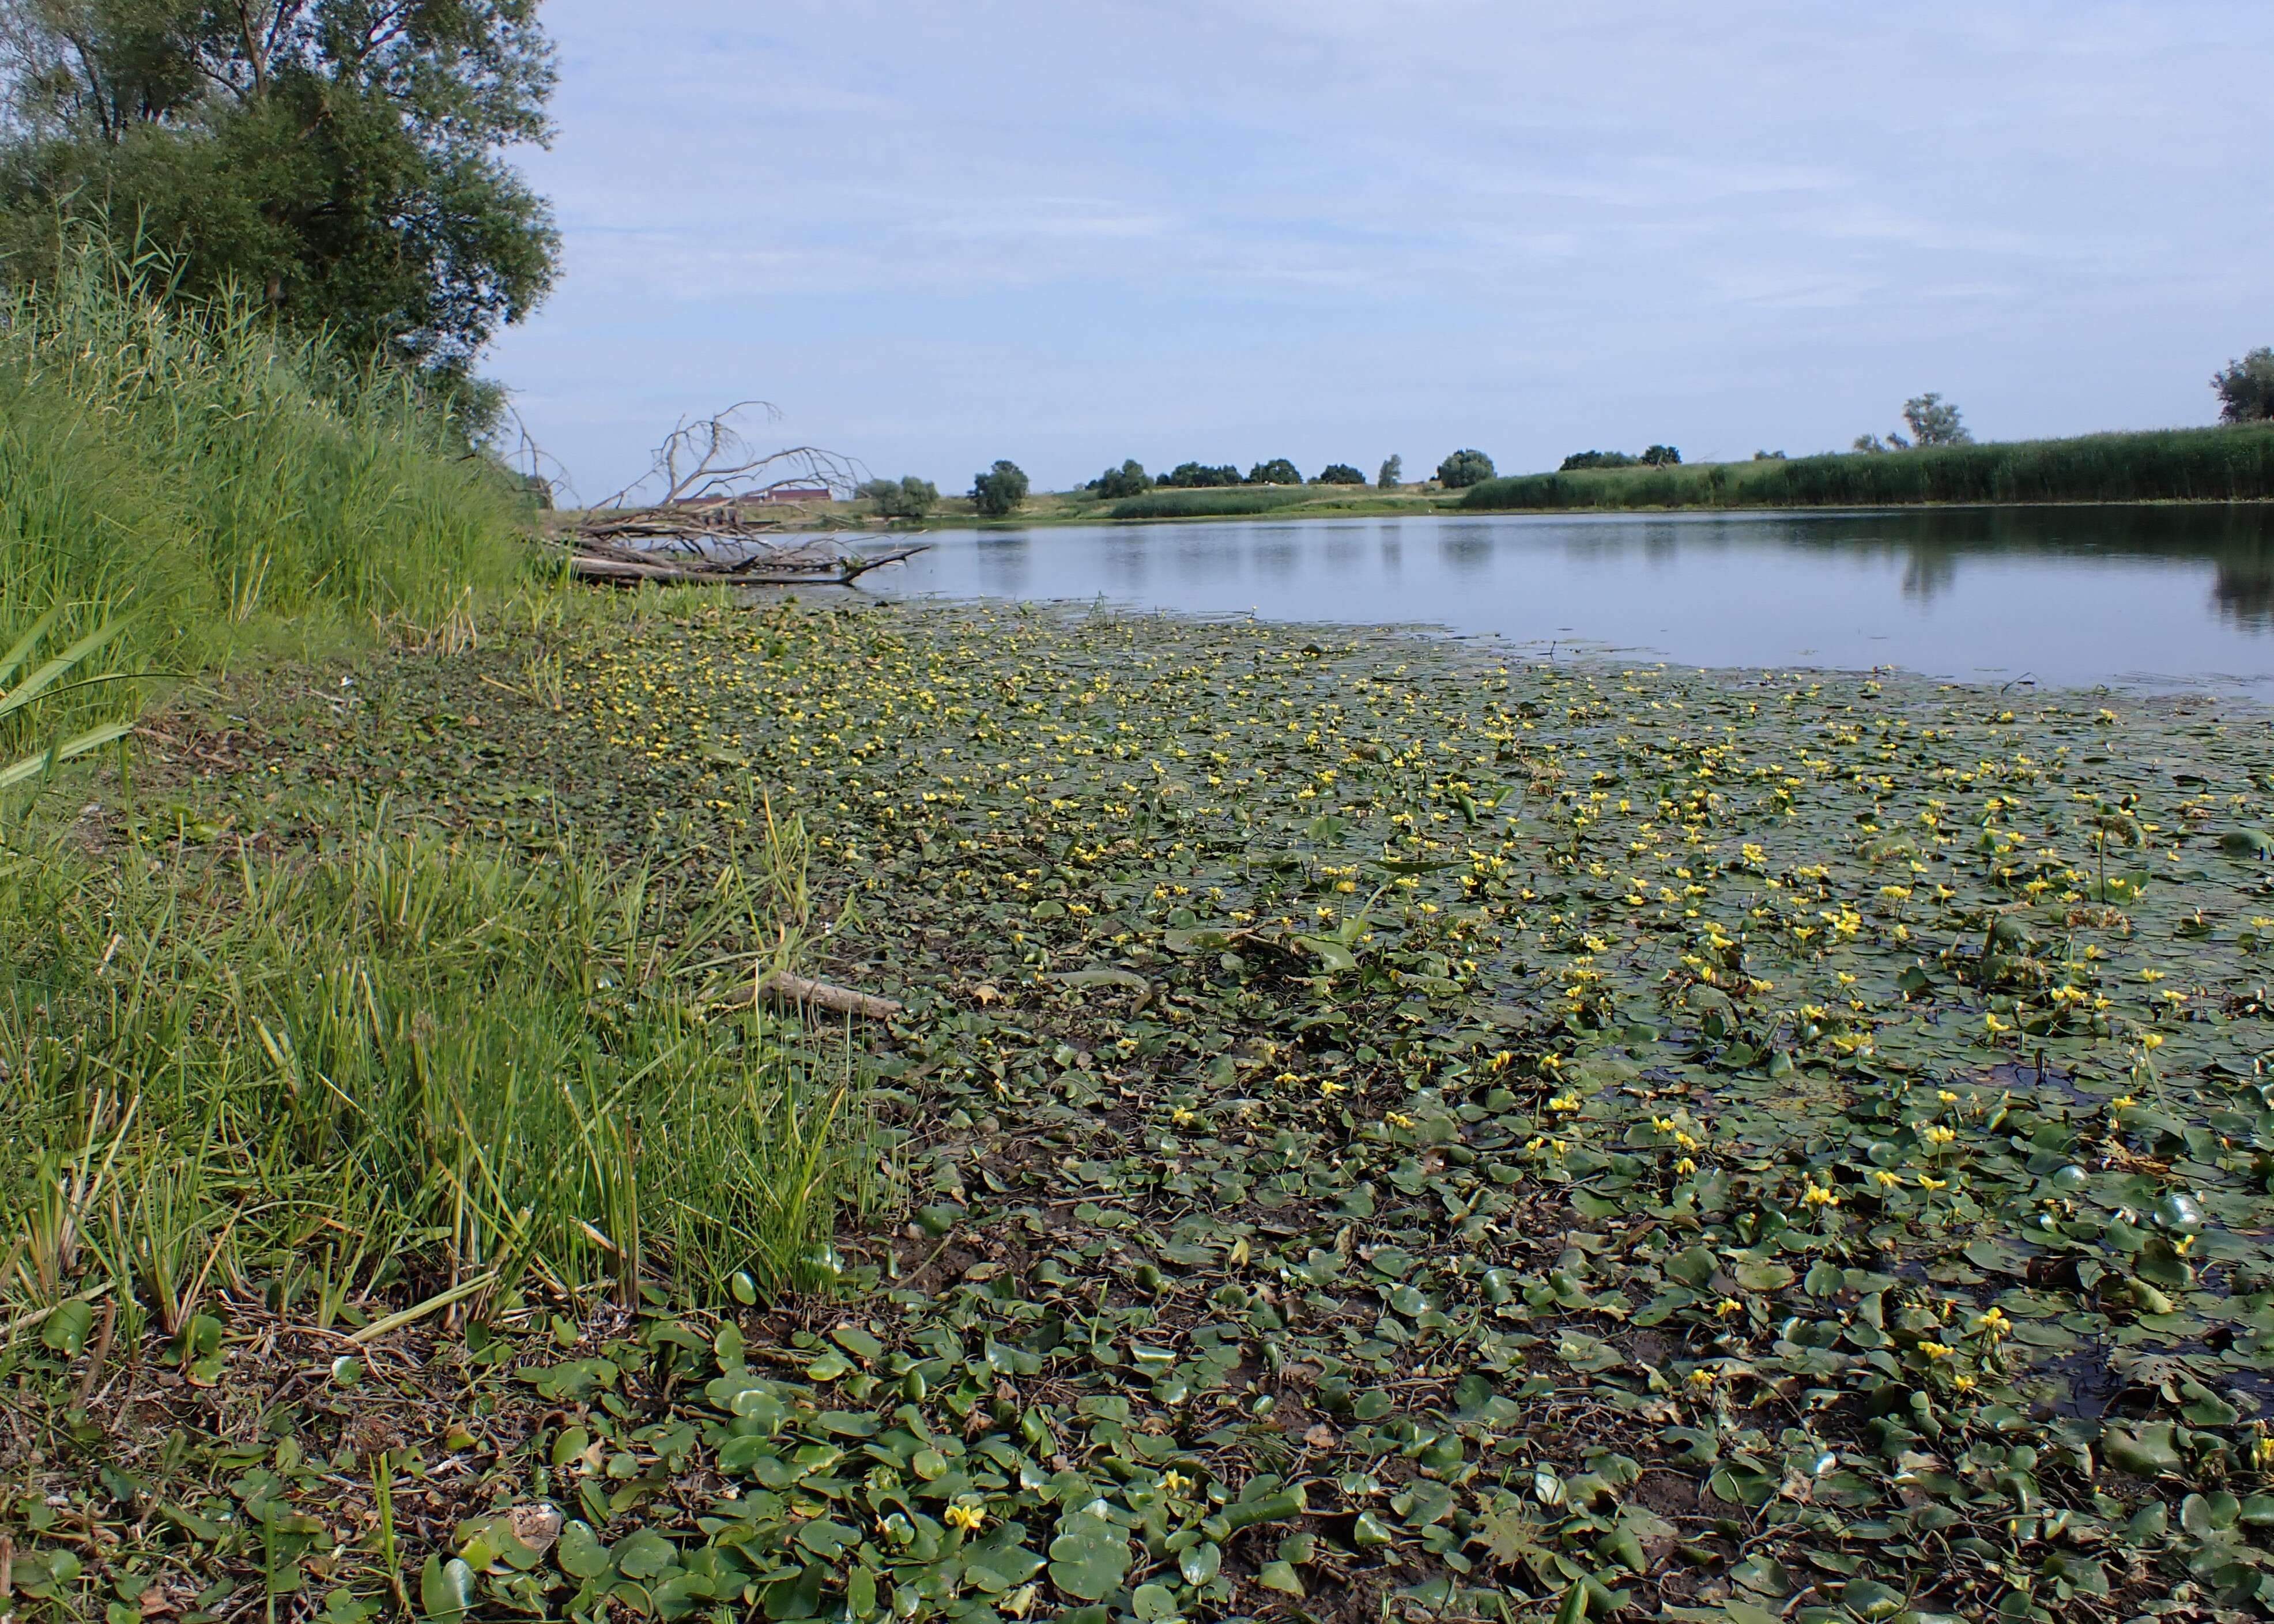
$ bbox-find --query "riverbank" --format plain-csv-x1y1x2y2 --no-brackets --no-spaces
11,591,2273,1624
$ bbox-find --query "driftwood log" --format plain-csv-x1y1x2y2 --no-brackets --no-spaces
736,969,904,1020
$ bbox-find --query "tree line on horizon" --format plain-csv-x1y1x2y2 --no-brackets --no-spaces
877,351,2274,523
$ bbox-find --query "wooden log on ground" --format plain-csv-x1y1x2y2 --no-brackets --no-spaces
740,969,903,1019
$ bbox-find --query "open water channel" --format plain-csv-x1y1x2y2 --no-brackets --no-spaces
871,504,2274,698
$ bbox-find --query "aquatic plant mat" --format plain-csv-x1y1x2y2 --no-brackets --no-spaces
14,596,2274,1624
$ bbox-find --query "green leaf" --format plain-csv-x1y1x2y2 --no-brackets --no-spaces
418,1557,475,1624
40,1298,93,1356
1254,1561,1305,1596
1047,1513,1131,1602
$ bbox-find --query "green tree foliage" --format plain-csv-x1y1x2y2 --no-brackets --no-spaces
1900,393,1970,447
1753,449,1787,461
970,459,1029,517
1160,462,1241,488
0,0,559,372
1313,462,1364,485
2213,348,2274,424
860,476,938,519
1246,457,1302,486
1639,443,1681,466
1852,433,1902,454
1088,459,1152,498
1559,450,1636,471
1435,449,1496,487
1377,454,1401,489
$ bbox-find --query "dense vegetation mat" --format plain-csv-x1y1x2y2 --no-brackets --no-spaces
15,597,2274,1624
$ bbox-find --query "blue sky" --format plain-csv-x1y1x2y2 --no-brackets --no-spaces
485,1,2272,500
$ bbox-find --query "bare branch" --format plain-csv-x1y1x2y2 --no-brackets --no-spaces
597,402,869,510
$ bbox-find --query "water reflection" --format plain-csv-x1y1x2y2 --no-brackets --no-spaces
877,506,2274,695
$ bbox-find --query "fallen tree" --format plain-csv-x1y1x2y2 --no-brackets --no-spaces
540,403,929,586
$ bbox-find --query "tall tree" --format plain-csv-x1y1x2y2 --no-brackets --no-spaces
1313,462,1364,485
0,0,560,371
1376,454,1401,489
2213,348,2274,424
970,459,1028,517
1900,393,1970,447
1246,457,1301,485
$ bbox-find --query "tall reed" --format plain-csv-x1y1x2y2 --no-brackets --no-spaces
1460,424,2274,513
0,230,534,772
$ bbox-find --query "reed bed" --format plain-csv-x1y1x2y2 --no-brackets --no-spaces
0,233,533,777
1461,423,2274,511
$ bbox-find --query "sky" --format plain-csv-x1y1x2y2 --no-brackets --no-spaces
484,1,2273,501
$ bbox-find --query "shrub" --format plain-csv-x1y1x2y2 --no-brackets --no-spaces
1314,463,1366,485
1435,449,1496,487
1247,458,1302,486
861,476,939,519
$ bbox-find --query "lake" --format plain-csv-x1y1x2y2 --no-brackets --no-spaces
868,504,2274,698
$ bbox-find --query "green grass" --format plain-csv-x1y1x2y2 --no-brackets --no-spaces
0,236,876,1339
0,782,880,1339
0,231,535,779
1462,422,2274,511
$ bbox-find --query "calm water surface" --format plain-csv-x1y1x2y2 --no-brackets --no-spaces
869,506,2274,697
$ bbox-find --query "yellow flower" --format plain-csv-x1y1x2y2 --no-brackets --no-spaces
1385,1111,1416,1128
1973,1307,2009,1336
1713,1298,1743,1317
1161,1469,1194,1495
1687,1367,1716,1387
1918,1341,1953,1359
1801,1183,1839,1209
1936,1090,1958,1105
1917,1174,1949,1192
1952,1373,1977,1391
1873,1170,1903,1189
1983,1012,2011,1034
1675,1156,1698,1175
2140,1033,2164,1052
945,1504,986,1532
1548,1094,1581,1113
1922,1124,1956,1147
2110,1095,2135,1110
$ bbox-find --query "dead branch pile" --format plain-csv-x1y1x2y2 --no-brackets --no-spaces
541,403,929,587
